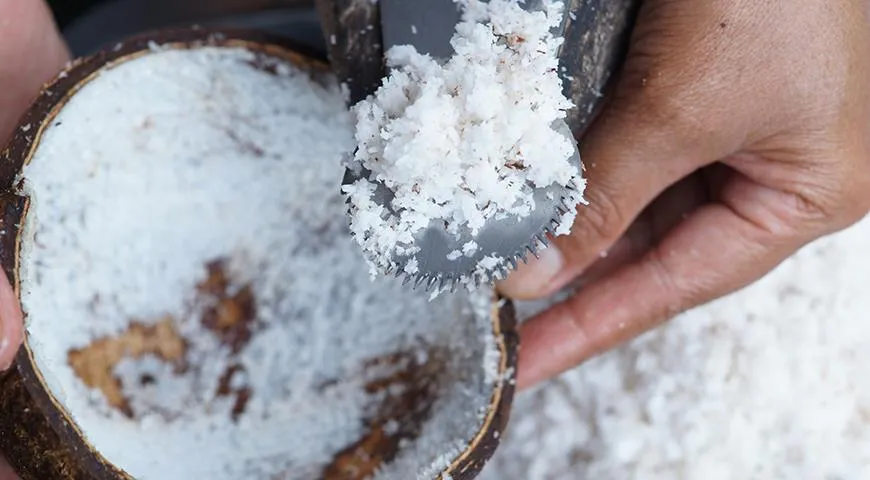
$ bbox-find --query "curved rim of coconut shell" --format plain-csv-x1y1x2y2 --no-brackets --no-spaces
0,27,518,480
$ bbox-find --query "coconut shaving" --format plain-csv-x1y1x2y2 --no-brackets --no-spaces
480,216,870,479
18,45,504,480
344,0,582,276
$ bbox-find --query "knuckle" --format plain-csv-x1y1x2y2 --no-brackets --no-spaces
786,150,870,232
575,184,628,243
561,303,601,356
644,250,695,321
791,190,834,226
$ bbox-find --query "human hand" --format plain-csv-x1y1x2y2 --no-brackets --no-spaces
499,0,870,389
0,0,68,369
0,2,68,474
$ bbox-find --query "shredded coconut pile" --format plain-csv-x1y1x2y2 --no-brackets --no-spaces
344,0,580,274
481,215,870,479
18,45,502,480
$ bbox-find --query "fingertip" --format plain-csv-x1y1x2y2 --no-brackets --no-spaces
496,245,566,300
0,269,23,371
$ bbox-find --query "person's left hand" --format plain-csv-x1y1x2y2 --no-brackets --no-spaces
0,1,68,474
0,0,69,369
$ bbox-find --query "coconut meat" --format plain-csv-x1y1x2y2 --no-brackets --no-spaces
344,0,583,276
17,45,504,480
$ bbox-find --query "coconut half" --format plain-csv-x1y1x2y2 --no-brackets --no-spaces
0,29,517,480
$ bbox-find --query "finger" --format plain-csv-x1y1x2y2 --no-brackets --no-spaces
0,452,19,480
572,172,712,287
497,112,704,299
571,232,644,289
0,0,70,143
515,174,821,389
498,146,715,300
0,270,23,370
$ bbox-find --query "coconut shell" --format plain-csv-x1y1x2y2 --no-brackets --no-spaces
0,28,518,480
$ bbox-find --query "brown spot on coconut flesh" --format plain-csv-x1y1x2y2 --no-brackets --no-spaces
67,317,186,418
197,259,257,353
215,364,251,421
324,348,446,479
67,259,259,420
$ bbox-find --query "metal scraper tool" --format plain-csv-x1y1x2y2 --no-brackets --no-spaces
342,0,582,291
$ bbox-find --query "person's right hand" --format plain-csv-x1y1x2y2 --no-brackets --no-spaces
499,0,870,389
1,1,68,475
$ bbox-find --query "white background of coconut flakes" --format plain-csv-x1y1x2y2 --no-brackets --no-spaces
479,213,870,479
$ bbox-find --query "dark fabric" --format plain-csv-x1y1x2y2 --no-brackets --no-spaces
48,0,107,27
47,1,325,57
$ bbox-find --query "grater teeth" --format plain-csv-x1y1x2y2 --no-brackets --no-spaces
527,242,538,259
347,166,584,291
341,64,585,293
399,182,583,289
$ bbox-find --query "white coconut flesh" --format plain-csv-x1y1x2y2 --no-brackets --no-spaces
16,44,504,480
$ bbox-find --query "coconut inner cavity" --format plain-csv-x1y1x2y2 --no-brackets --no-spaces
18,45,502,480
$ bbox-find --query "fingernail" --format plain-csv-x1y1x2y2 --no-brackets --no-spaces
497,244,564,299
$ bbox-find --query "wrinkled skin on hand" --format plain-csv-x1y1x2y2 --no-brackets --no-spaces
0,0,68,477
500,0,870,389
